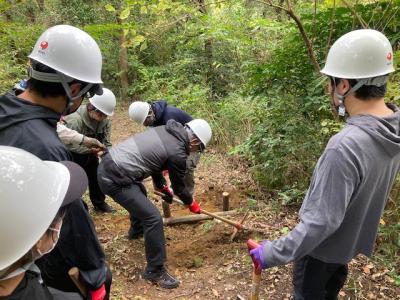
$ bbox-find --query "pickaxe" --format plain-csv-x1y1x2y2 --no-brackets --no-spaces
153,191,259,232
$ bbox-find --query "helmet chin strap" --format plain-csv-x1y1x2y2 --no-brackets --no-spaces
57,72,93,115
332,78,368,117
28,67,93,115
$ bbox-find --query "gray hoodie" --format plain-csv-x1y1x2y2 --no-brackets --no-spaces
263,105,400,266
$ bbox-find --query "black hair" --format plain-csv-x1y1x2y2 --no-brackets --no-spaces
330,77,387,100
27,61,66,98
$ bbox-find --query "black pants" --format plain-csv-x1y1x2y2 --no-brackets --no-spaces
293,256,348,300
72,153,105,208
98,162,166,271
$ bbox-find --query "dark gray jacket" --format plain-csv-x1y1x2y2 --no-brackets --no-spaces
0,92,107,292
109,120,193,204
263,105,400,267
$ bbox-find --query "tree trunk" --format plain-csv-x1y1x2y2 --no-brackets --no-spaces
196,0,216,98
37,0,45,11
118,21,129,101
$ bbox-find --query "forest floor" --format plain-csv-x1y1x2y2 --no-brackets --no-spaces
88,104,400,300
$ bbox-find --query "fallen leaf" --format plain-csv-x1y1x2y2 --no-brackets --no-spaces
212,289,219,297
366,264,374,269
363,266,371,274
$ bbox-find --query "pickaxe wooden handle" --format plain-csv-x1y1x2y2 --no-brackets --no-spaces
68,267,88,297
154,191,244,229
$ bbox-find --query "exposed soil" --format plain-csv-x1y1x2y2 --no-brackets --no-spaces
87,103,400,299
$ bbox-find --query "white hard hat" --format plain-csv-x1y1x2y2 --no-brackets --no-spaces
28,25,103,84
321,29,395,79
0,146,88,271
128,101,150,124
89,88,116,116
186,119,212,147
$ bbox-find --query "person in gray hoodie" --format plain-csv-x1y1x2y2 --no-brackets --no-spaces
97,119,212,289
249,29,400,300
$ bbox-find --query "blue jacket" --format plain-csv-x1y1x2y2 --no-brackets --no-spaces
151,100,193,127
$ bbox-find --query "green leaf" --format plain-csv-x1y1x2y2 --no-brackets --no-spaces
280,227,289,234
140,5,148,14
139,40,148,51
104,4,116,12
133,35,145,43
119,8,130,20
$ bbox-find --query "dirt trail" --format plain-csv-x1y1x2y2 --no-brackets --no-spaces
88,104,400,299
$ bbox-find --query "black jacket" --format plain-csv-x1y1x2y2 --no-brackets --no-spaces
0,93,107,292
0,271,53,300
108,120,193,204
151,100,193,127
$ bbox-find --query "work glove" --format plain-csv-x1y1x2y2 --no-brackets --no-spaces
82,137,106,152
188,199,201,214
88,284,106,300
248,240,269,269
156,185,174,204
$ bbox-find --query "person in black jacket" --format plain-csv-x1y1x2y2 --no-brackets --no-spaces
0,147,88,300
129,100,193,127
0,25,111,299
97,119,212,289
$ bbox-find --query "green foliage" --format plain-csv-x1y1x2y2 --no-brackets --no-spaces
191,256,203,268
240,1,400,205
0,22,43,92
375,180,400,278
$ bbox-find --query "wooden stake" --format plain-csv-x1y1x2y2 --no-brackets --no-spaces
162,201,171,218
222,192,230,211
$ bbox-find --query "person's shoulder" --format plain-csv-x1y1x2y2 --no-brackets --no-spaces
326,124,364,150
0,92,12,101
23,121,70,160
8,271,53,300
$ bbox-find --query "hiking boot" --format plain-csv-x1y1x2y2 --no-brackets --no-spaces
94,202,116,213
127,226,144,240
143,269,180,289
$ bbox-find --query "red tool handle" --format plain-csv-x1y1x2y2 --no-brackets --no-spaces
247,239,259,250
247,239,262,275
247,239,262,299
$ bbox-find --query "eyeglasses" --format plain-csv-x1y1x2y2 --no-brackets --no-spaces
92,108,107,117
191,139,205,152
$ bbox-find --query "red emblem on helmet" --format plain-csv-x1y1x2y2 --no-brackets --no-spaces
40,41,48,50
387,52,392,61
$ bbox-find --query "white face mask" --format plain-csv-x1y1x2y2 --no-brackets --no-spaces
36,223,62,258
